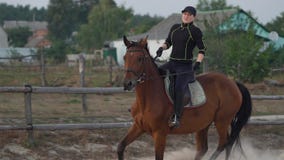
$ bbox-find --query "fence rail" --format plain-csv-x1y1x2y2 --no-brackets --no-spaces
0,86,125,94
1,86,284,145
0,122,133,131
1,118,284,131
2,86,284,98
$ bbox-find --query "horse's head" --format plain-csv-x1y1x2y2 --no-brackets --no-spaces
123,35,151,90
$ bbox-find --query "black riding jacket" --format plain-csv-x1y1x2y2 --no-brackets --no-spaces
165,22,206,62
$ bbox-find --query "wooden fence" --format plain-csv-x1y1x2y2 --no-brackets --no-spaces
1,86,284,145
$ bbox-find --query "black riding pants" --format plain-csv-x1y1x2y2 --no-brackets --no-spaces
159,60,195,118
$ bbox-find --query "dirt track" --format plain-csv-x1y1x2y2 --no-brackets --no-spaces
1,83,284,159
1,123,284,160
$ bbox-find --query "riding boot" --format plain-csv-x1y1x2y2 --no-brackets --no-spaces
169,92,184,128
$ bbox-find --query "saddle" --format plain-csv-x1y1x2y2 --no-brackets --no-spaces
164,73,206,107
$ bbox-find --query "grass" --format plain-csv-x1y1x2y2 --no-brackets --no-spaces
1,64,284,121
0,64,124,87
1,65,284,159
66,98,81,104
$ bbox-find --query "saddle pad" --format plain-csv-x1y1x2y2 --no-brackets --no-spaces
164,77,206,107
164,76,173,103
186,81,206,107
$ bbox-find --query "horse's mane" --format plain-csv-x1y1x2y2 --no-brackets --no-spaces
129,39,160,70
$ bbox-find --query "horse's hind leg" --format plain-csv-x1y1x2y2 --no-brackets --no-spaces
194,126,209,160
117,124,144,160
209,121,230,160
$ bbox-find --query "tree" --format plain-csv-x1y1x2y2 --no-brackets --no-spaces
128,14,163,35
266,12,284,69
45,40,69,63
0,3,47,25
197,0,234,11
266,12,284,36
75,0,100,25
196,0,272,82
77,0,132,50
223,30,271,82
46,0,98,62
47,0,79,41
5,27,32,47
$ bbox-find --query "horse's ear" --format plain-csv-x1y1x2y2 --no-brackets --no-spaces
123,35,131,48
140,35,148,47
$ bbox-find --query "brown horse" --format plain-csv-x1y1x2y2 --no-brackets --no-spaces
117,36,252,160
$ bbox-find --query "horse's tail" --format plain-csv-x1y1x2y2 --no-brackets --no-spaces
227,82,252,154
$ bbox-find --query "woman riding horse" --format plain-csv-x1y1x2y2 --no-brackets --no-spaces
117,36,252,160
156,6,206,128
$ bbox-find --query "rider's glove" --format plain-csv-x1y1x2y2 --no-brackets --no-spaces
193,62,201,71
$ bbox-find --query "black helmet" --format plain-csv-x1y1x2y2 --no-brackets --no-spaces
181,6,197,16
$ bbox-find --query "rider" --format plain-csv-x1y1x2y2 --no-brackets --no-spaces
156,6,206,128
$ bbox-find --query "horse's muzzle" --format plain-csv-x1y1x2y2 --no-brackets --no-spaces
123,79,137,91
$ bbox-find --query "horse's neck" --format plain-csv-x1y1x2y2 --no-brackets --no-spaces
134,66,168,111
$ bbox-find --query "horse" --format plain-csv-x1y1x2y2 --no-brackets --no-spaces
117,35,252,160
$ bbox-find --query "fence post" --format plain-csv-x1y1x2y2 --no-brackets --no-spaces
79,54,87,114
24,84,34,145
40,48,47,86
108,56,113,85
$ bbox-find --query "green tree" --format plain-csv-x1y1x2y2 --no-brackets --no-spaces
45,40,69,63
197,0,234,11
223,31,271,82
205,28,272,83
5,27,32,47
77,0,132,50
128,14,163,35
47,0,79,41
196,0,272,82
46,0,93,63
0,3,46,25
266,12,284,36
266,12,284,69
75,0,99,25
269,46,284,69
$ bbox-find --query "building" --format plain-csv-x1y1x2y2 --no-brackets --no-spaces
0,48,37,63
0,26,8,48
0,21,48,63
3,20,47,31
3,20,50,48
112,9,284,65
25,28,51,48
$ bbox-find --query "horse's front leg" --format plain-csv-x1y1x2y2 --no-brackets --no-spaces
117,123,144,160
152,131,167,160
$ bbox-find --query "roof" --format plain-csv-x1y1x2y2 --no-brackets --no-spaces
25,36,45,48
3,21,47,31
129,8,239,40
128,8,284,49
0,48,37,63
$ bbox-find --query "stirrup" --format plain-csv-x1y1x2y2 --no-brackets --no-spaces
168,114,180,128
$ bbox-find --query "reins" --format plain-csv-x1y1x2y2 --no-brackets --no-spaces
124,49,192,83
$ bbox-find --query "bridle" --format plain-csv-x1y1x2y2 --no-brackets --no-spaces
124,47,150,83
124,46,194,81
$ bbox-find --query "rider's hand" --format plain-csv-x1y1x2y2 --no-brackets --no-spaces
193,62,201,71
156,47,163,57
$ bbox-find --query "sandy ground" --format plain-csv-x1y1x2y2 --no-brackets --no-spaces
1,83,284,159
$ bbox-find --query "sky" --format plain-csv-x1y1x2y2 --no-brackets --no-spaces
0,0,283,24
